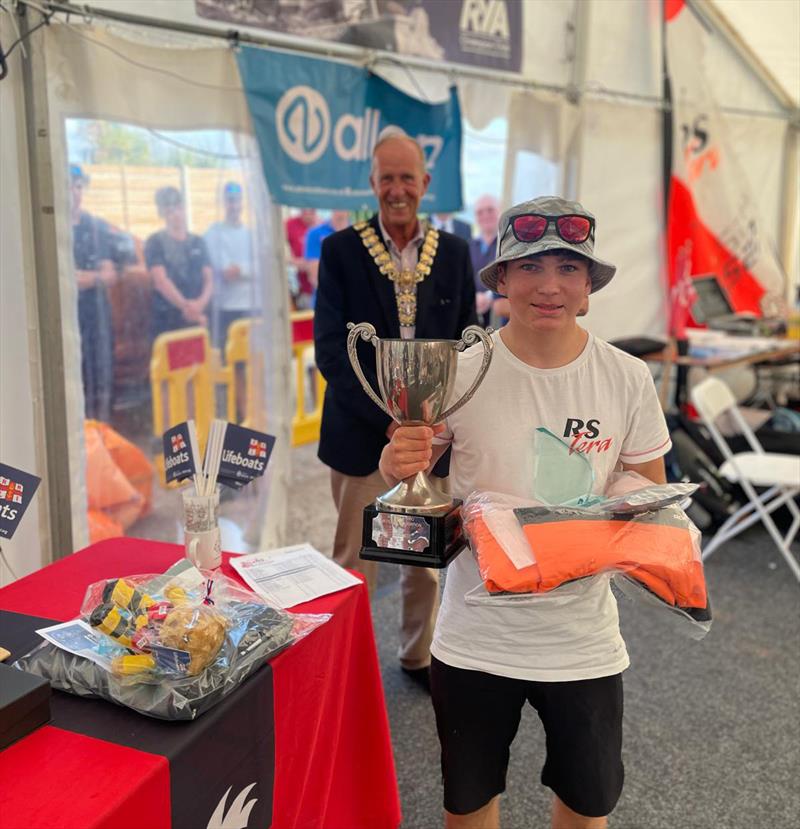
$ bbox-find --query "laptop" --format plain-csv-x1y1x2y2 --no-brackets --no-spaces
690,274,780,336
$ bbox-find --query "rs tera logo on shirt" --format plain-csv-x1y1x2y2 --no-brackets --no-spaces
563,418,613,454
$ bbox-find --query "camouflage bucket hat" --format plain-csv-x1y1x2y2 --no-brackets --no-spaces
479,195,616,294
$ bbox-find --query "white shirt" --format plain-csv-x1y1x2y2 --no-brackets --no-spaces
204,221,256,312
377,214,425,340
431,330,672,681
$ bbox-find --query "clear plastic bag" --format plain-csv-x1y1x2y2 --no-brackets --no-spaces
14,564,329,719
462,474,711,638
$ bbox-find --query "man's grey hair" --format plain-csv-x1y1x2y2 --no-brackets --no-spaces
371,126,427,176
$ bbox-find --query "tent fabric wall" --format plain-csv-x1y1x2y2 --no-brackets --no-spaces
39,21,293,553
0,18,49,584
577,101,667,342
43,24,252,130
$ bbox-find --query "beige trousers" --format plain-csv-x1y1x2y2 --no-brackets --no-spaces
330,467,440,670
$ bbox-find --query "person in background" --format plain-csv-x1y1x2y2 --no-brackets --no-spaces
468,194,501,328
314,127,477,692
431,212,472,242
303,210,351,306
285,208,318,310
70,164,116,422
145,186,213,340
204,182,256,348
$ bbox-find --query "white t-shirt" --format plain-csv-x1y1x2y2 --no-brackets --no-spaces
431,329,671,682
204,222,256,311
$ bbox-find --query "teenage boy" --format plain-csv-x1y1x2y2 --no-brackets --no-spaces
380,196,671,829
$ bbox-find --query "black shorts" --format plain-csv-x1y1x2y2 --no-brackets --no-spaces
430,656,624,817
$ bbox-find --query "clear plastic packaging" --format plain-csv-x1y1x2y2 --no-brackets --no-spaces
14,566,329,719
462,473,711,638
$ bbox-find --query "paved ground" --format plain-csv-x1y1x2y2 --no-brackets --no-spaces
287,443,800,829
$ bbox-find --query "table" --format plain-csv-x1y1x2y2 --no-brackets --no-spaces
0,538,402,829
642,335,799,410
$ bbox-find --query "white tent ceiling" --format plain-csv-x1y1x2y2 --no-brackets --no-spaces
713,0,800,107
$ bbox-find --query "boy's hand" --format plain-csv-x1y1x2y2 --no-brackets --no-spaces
380,423,445,483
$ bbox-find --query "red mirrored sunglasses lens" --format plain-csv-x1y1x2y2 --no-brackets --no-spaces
556,215,592,242
511,214,548,241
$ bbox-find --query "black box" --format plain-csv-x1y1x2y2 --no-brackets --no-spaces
360,499,466,568
0,663,51,749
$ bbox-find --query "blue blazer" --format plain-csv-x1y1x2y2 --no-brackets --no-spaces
314,215,478,477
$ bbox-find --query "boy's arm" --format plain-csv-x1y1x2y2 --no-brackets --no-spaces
622,456,667,485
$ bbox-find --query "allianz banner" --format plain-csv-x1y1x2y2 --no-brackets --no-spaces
236,47,463,211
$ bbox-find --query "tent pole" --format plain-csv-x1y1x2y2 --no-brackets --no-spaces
563,0,591,201
778,126,799,300
19,3,74,560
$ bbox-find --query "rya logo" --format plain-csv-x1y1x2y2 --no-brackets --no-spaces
0,477,23,504
207,783,258,829
460,0,510,38
562,418,613,455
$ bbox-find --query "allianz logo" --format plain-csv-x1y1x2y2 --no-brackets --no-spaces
276,85,443,168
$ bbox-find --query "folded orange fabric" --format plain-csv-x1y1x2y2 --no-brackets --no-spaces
468,506,707,610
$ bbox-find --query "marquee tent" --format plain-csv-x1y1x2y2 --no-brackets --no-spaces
1,0,797,582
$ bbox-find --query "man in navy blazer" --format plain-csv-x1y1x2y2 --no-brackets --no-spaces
314,128,477,688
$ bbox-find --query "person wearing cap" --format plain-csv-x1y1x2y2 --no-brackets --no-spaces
380,195,671,827
145,186,213,340
204,182,257,348
314,127,477,691
70,164,116,422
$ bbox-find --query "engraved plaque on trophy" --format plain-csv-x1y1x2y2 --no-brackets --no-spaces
347,322,493,567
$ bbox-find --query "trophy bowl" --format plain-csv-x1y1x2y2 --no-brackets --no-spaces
347,322,493,515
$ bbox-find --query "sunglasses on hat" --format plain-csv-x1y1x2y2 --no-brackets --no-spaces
507,213,595,245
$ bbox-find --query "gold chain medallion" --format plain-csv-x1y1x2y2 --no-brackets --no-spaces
355,221,439,326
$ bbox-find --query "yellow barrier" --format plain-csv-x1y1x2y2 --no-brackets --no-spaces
150,315,325,482
221,313,325,445
150,327,216,484
224,317,258,426
289,311,325,447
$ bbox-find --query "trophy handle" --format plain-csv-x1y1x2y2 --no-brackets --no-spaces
346,322,393,419
438,326,494,422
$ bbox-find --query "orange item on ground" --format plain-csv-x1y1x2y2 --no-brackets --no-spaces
85,421,154,533
93,421,154,512
468,506,707,610
88,508,123,543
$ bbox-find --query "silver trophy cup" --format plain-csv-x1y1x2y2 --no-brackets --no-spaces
347,322,494,514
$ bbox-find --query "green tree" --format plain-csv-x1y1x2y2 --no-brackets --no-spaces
91,122,153,165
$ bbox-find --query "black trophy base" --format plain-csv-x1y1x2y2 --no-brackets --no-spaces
360,499,466,568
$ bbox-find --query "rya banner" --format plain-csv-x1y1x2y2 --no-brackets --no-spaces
200,0,522,73
236,47,463,211
664,0,785,322
0,463,41,540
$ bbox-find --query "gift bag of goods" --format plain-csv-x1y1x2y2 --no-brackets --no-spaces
462,471,712,639
15,565,329,720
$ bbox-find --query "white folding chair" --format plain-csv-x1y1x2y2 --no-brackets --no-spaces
690,376,800,581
